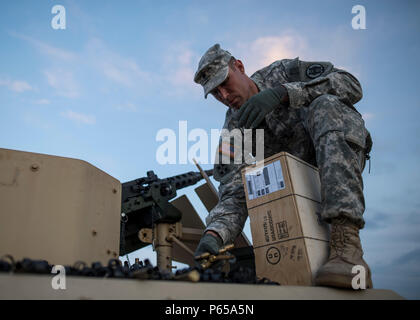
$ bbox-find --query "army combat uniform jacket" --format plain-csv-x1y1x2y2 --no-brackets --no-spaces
206,58,372,245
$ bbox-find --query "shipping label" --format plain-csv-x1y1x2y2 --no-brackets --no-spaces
245,160,285,200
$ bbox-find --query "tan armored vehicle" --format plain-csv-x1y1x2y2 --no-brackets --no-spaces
0,148,402,299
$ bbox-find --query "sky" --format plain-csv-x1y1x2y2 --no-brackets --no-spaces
1,0,419,299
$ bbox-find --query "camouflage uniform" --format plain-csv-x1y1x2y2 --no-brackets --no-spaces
195,48,371,246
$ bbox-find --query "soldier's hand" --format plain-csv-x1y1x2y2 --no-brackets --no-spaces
236,86,288,129
194,232,223,258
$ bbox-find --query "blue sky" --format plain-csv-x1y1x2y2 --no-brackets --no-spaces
1,0,419,299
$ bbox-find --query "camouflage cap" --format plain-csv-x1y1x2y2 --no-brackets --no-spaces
194,44,232,99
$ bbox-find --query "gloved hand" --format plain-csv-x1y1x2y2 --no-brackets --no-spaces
235,86,288,129
194,232,223,258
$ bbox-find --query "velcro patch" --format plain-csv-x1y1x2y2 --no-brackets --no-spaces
306,64,325,79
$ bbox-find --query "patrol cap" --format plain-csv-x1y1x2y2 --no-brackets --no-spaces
194,44,232,99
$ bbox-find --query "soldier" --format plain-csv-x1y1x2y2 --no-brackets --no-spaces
193,44,373,289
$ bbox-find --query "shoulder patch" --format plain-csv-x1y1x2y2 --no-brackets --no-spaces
306,64,325,79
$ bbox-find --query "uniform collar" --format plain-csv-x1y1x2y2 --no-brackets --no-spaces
250,77,267,92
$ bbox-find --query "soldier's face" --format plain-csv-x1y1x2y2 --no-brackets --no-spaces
210,60,254,110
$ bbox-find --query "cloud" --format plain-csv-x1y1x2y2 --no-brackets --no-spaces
101,60,143,87
393,248,420,266
304,26,363,78
161,45,203,97
23,112,52,130
371,247,420,299
10,33,81,98
44,69,80,98
362,112,375,121
229,28,363,78
13,33,153,95
115,102,138,112
61,110,96,125
169,65,196,88
168,48,196,87
0,78,33,93
363,207,420,268
34,99,51,105
11,32,199,98
234,33,307,75
9,32,77,61
185,6,209,26
363,210,391,230
86,38,151,88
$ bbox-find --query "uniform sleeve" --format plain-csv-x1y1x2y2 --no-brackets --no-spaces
282,59,363,109
205,163,248,245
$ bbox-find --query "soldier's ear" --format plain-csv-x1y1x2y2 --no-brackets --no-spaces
235,60,245,74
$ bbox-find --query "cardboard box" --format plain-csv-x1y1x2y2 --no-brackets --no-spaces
0,148,121,266
241,152,330,285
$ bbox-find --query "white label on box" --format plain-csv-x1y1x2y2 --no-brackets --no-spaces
245,160,285,200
